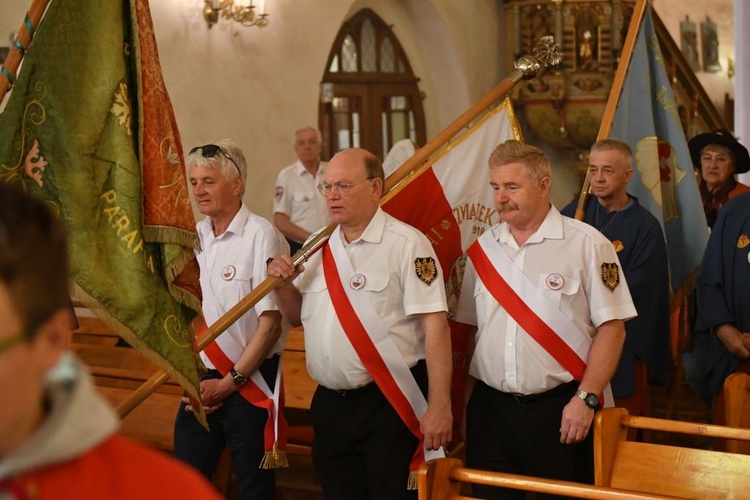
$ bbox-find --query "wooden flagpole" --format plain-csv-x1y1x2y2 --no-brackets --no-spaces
116,37,564,418
573,0,649,220
0,0,52,104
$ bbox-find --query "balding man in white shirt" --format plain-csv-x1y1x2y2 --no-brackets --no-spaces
273,127,331,254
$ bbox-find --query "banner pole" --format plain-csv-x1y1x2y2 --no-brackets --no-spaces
0,0,52,104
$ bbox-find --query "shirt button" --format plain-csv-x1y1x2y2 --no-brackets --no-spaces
507,342,513,346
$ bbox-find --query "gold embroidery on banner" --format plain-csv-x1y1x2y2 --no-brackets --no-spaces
110,81,132,136
0,82,47,188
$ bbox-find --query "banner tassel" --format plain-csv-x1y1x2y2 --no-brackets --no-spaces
260,443,289,469
407,470,418,490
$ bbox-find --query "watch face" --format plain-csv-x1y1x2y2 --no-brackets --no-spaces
231,369,247,386
585,393,600,408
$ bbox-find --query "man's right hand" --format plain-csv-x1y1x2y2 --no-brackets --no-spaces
267,255,304,284
716,324,750,359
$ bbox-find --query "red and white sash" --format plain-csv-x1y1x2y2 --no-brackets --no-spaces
197,252,288,468
466,232,613,406
322,228,445,485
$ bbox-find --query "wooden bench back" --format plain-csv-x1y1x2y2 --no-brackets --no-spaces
595,407,750,499
417,458,667,499
71,315,183,450
724,372,750,454
71,313,317,445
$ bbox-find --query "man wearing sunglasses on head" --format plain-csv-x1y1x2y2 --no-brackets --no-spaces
0,183,219,498
267,148,453,500
175,139,288,499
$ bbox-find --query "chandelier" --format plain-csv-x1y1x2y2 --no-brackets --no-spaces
203,0,269,29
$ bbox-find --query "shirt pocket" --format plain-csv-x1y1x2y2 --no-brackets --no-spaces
215,264,253,304
293,190,316,203
538,273,580,308
360,272,389,292
299,275,329,322
359,272,393,316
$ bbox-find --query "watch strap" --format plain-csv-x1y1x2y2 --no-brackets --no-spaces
230,367,247,387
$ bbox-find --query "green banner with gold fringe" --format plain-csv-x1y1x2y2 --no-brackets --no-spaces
0,0,204,418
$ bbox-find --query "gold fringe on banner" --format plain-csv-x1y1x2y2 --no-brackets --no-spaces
407,470,418,490
260,443,289,469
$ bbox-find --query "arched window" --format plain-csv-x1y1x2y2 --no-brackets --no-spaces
319,9,426,160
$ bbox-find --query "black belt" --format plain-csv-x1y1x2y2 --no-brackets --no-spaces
325,382,379,399
498,380,577,404
323,359,427,399
202,354,280,381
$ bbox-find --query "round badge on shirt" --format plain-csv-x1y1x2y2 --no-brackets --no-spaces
221,265,236,281
350,273,366,290
545,273,564,291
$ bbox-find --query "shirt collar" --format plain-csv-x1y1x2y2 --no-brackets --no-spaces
294,160,324,179
594,195,636,213
494,204,563,247
198,202,251,239
340,207,386,245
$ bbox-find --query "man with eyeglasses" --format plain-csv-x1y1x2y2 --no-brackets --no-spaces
273,127,331,254
174,139,288,499
688,129,750,229
0,183,219,498
268,148,452,500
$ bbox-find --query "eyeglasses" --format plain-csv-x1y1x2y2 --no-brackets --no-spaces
0,332,24,357
317,178,374,196
190,144,241,173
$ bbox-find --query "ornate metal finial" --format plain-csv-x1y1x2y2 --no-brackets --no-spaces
533,36,564,68
513,36,564,81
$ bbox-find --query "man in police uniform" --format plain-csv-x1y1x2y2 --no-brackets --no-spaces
268,148,452,500
693,192,750,411
455,140,636,498
273,127,330,254
174,139,287,500
562,139,670,419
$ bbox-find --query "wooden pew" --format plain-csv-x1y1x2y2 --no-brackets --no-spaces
282,326,317,452
594,407,750,499
71,312,320,495
417,458,666,499
723,372,750,454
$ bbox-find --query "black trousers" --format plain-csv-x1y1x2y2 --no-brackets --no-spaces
286,238,303,256
466,380,594,500
174,355,279,500
310,361,427,500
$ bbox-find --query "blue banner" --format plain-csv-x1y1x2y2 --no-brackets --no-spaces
609,8,709,294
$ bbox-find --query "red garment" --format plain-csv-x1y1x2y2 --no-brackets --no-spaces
700,179,750,228
1,436,220,499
